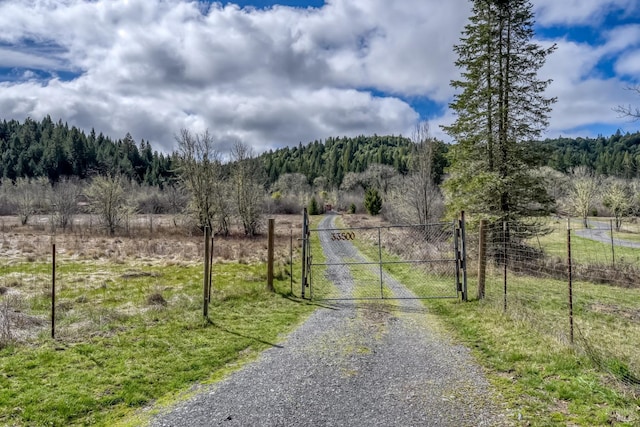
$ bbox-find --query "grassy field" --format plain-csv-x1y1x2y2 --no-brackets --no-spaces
4,212,640,426
533,217,640,267
0,216,316,426
338,213,640,426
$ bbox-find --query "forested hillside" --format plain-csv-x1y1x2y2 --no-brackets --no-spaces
2,116,640,186
0,117,449,188
538,130,640,177
0,116,176,186
260,135,449,187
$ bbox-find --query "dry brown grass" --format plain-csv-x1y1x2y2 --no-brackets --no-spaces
0,214,302,345
0,214,301,265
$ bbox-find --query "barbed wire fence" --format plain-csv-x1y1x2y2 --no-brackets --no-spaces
473,217,640,389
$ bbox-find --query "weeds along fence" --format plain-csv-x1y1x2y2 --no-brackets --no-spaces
473,218,640,389
0,215,300,348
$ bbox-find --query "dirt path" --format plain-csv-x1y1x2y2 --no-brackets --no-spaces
151,215,509,426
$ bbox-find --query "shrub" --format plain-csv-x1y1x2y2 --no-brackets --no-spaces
364,188,382,216
308,196,320,215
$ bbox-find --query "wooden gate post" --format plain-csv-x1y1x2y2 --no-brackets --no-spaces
460,211,468,301
290,230,293,295
477,219,487,300
209,235,214,302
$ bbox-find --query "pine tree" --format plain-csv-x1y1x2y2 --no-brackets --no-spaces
308,196,320,215
442,0,556,224
364,188,382,216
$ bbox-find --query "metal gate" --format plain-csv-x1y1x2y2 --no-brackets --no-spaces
301,210,467,301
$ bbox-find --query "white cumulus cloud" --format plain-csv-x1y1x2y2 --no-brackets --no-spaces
0,0,637,153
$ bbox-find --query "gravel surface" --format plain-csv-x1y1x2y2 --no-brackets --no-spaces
151,215,509,427
574,220,640,248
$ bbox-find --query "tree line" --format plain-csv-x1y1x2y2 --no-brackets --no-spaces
537,130,640,178
4,116,640,190
0,122,446,237
0,116,175,186
2,0,640,238
0,117,451,189
261,134,448,187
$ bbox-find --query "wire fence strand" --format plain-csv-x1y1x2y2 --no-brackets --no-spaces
472,218,640,388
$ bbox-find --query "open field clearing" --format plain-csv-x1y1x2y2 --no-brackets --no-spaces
336,213,640,425
533,218,640,267
0,214,314,426
3,211,640,425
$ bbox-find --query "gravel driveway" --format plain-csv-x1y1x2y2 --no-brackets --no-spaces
575,220,640,249
151,215,509,426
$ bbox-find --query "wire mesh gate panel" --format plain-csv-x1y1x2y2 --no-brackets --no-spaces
301,213,464,300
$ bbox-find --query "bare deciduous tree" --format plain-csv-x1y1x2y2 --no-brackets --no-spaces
51,178,81,231
0,179,15,216
614,85,640,120
272,173,310,200
340,172,367,192
312,176,328,193
176,129,223,232
231,141,263,236
408,121,441,224
13,178,48,226
603,179,631,231
163,183,189,227
567,167,599,228
362,164,397,196
212,179,232,236
86,175,129,235
13,178,35,226
535,166,570,209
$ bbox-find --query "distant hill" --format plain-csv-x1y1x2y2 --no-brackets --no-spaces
535,129,640,178
0,116,176,186
2,116,639,187
259,134,449,187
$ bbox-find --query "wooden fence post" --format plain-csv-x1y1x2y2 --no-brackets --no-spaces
460,211,467,301
267,219,275,292
301,208,308,298
477,219,487,300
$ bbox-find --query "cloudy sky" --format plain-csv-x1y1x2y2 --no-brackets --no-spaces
0,0,639,153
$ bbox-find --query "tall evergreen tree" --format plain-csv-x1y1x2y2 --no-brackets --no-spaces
364,187,382,216
443,0,556,223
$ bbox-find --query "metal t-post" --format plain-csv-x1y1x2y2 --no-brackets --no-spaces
301,208,308,298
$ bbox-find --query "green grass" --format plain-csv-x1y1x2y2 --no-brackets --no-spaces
372,256,640,425
334,217,458,299
425,298,638,426
303,214,338,300
324,215,640,425
0,259,316,426
535,218,640,267
613,231,640,243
